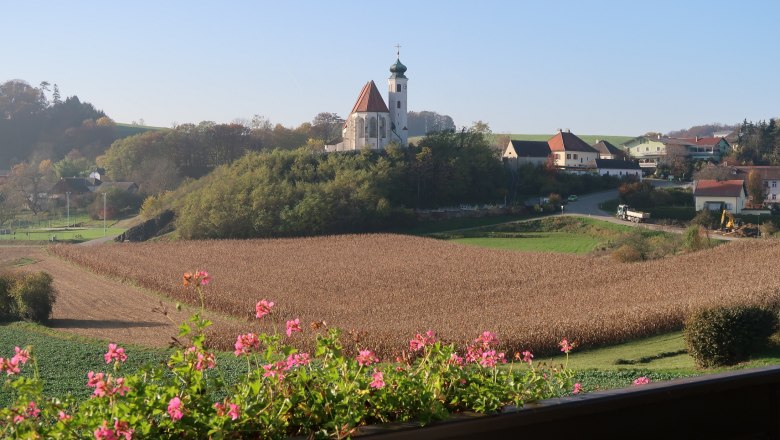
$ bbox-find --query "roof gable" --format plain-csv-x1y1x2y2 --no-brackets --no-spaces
693,179,745,198
548,131,598,153
508,140,551,157
350,80,389,114
592,140,622,155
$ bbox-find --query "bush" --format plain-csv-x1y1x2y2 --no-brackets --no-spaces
685,306,779,368
611,244,643,263
0,272,56,323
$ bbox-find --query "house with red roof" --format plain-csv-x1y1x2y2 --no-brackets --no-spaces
693,179,747,213
548,130,599,170
723,166,780,205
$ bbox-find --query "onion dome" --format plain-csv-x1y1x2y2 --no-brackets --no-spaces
389,58,407,79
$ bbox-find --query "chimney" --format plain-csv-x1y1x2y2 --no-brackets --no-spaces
695,136,699,142
657,133,661,140
566,128,570,133
557,128,562,133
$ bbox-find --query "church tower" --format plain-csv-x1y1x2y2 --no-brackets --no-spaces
387,50,408,146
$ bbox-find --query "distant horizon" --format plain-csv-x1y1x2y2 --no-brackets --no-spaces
5,1,778,135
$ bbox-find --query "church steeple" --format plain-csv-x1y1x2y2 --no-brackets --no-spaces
388,45,408,146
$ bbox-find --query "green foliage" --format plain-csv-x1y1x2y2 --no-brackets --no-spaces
87,188,143,220
685,306,779,367
690,209,716,229
618,180,656,209
682,226,710,251
611,244,643,262
509,164,620,205
0,271,56,323
0,303,574,438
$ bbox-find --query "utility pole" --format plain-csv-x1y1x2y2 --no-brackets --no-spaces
103,192,107,237
66,192,71,230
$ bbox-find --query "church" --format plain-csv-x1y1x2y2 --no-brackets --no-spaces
326,53,409,152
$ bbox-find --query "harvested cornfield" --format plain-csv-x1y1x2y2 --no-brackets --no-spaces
50,235,780,357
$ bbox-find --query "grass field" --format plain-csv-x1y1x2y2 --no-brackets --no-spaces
0,227,125,243
453,232,603,253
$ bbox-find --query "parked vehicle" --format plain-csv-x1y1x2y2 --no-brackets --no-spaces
616,204,650,223
567,195,578,202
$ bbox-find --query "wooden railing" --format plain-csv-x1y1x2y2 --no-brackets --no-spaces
361,366,780,439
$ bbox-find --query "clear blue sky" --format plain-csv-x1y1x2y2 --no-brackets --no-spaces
3,0,778,135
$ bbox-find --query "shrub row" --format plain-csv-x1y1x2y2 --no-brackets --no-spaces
0,271,56,323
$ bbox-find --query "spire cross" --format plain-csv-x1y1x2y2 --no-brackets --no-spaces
395,43,401,58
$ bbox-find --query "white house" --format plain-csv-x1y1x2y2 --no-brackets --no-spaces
595,159,642,180
502,140,551,169
548,130,599,169
727,166,780,205
693,179,747,213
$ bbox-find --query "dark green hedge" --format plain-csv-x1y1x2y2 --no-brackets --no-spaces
685,306,778,368
0,272,56,323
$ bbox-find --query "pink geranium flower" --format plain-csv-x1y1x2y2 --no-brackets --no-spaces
12,347,30,364
94,421,116,440
194,270,211,285
228,403,241,421
573,383,583,394
409,330,436,351
559,338,575,354
234,333,259,356
168,397,183,421
522,350,534,365
633,376,651,386
370,369,385,389
255,299,274,319
286,353,311,369
356,349,379,366
114,419,134,440
104,343,127,364
285,318,302,337
58,410,72,421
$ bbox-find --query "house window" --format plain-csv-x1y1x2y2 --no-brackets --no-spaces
566,154,571,159
555,153,560,160
773,181,777,188
396,84,402,92
573,154,578,159
397,101,401,109
773,194,777,200
657,147,660,151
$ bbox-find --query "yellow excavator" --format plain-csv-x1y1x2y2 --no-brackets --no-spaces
720,210,740,231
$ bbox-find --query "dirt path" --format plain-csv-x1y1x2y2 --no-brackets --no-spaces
0,245,244,349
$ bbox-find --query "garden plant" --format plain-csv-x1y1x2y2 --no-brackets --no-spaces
0,271,576,439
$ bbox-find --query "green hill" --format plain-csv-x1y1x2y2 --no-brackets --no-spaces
114,123,167,138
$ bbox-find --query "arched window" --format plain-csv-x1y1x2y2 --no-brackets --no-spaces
369,117,377,138
380,117,386,138
356,117,364,139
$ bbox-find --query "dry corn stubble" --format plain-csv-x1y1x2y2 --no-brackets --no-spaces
50,234,780,357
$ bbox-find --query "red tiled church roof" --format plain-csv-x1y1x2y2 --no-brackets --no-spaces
350,81,389,113
693,179,745,197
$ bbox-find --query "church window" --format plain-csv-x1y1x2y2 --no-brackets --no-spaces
397,101,401,109
369,117,377,138
356,117,364,138
380,117,386,138
396,84,402,92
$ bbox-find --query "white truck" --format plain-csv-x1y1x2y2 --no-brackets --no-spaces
616,204,650,223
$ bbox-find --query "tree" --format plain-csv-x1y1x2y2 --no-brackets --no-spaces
310,112,344,144
747,170,766,207
6,160,56,215
407,111,456,136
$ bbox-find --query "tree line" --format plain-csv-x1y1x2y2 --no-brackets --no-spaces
731,119,780,165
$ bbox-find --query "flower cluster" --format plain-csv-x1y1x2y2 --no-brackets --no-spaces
409,330,437,351
356,349,379,366
104,343,127,364
285,318,302,337
94,419,134,440
0,346,30,375
255,299,274,319
466,331,507,367
633,376,651,386
182,270,211,287
559,338,575,354
87,371,129,398
184,346,216,370
234,333,260,356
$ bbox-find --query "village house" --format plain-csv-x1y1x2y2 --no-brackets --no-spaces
502,140,551,169
548,130,599,170
595,159,642,180
622,135,731,168
502,130,599,173
726,166,780,205
693,179,747,213
591,140,625,160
